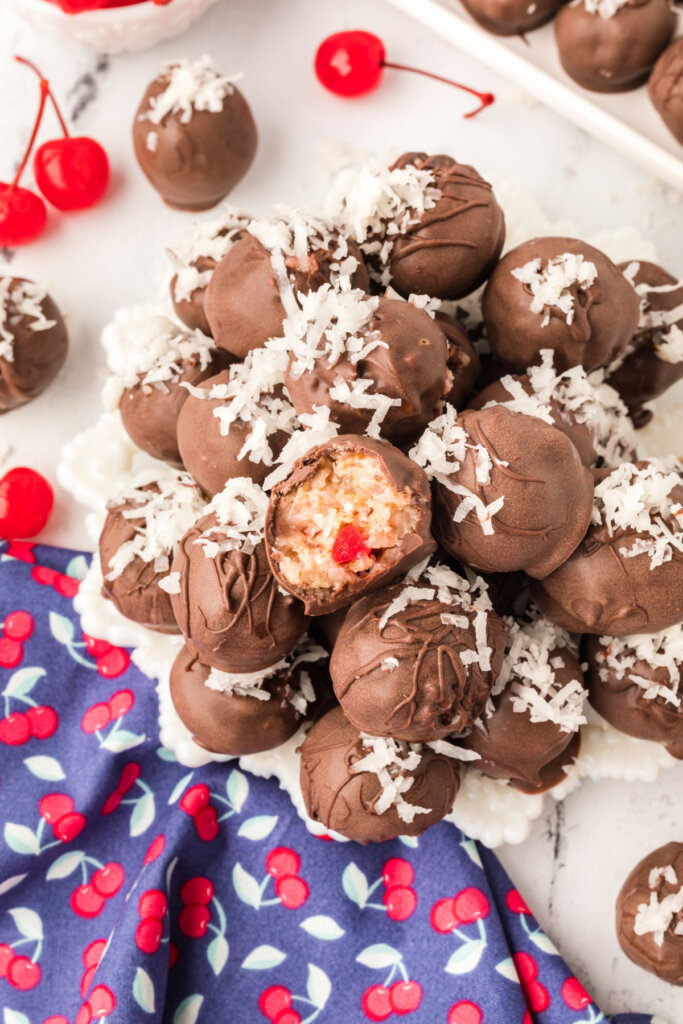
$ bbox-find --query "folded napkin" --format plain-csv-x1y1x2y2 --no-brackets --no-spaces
0,543,656,1024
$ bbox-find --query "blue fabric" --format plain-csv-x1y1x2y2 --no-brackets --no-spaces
0,542,655,1024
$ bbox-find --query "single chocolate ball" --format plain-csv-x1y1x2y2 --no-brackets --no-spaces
650,38,683,144
0,278,68,413
617,842,683,985
132,57,257,211
482,237,640,372
419,405,594,579
299,706,460,843
585,629,683,757
555,0,676,93
531,459,683,635
461,0,564,34
388,153,505,300
437,312,481,410
330,566,506,741
266,434,436,616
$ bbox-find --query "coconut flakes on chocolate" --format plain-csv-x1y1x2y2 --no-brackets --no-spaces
194,478,268,558
205,638,326,712
635,869,683,946
596,626,683,707
0,278,56,359
139,56,241,126
168,209,251,303
511,252,597,327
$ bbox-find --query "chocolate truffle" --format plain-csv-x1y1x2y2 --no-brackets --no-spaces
204,212,369,359
585,626,683,757
283,295,450,444
413,404,594,579
299,706,460,843
650,38,683,144
132,57,257,211
482,238,640,372
460,616,586,793
103,313,233,466
170,638,328,756
555,0,675,93
99,471,205,632
437,312,481,410
266,435,436,616
616,842,683,984
470,349,638,467
168,210,251,335
330,564,506,742
460,0,564,35
609,260,683,426
0,277,68,413
170,478,309,672
531,458,683,635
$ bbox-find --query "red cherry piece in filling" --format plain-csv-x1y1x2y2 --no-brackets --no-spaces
331,524,370,565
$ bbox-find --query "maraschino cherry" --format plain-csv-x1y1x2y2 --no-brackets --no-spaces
0,468,53,540
17,57,110,211
315,30,494,117
0,77,48,247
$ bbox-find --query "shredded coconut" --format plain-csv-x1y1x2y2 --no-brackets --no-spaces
205,638,326,713
167,208,251,302
194,477,268,558
0,279,56,361
139,56,241,125
635,866,683,947
582,0,631,18
146,131,158,153
263,406,340,490
512,253,597,327
596,626,683,707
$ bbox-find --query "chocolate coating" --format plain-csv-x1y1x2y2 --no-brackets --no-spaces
299,706,460,843
132,71,257,211
432,406,594,579
555,0,676,93
284,298,450,444
171,255,215,335
460,0,563,34
482,237,640,372
170,511,309,673
650,38,683,144
617,842,683,984
388,153,505,300
266,435,436,616
330,580,506,741
205,230,370,359
0,278,68,413
437,312,481,410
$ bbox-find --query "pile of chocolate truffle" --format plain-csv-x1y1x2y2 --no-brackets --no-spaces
96,149,683,846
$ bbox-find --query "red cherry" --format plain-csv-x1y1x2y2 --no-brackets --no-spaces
0,468,53,539
71,884,105,918
272,1012,300,1024
382,857,414,889
27,705,58,739
178,903,210,939
74,1004,92,1024
135,917,163,954
384,885,417,921
331,523,370,564
0,185,47,249
54,811,86,842
49,0,108,11
0,638,23,668
108,689,134,719
88,984,116,1018
506,888,531,915
81,964,97,998
144,834,165,864
96,648,130,678
39,792,74,823
194,804,219,841
448,1001,482,1024
361,983,392,1022
169,942,180,969
430,897,458,933
275,875,309,910
55,573,79,598
266,847,300,879
453,887,489,924
101,791,121,815
0,712,31,745
3,610,34,641
92,862,124,898
117,761,140,795
523,1014,532,1024
180,876,214,906
138,889,167,919
513,951,538,985
259,985,292,1019
8,955,41,990
83,634,111,657
525,980,550,1013
81,703,111,734
180,783,210,816
390,979,422,1014
0,943,14,976
7,541,36,563
561,976,591,1010
82,938,107,968
34,137,109,211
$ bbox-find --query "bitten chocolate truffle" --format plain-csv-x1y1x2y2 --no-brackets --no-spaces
585,627,683,757
266,435,436,616
461,0,564,35
609,260,683,426
170,638,328,756
299,706,461,843
170,479,309,673
531,458,683,635
650,38,683,144
330,564,506,742
0,277,68,413
413,405,594,579
555,0,675,93
482,237,640,372
204,212,369,359
99,471,205,632
617,842,683,984
132,57,257,211
460,616,586,793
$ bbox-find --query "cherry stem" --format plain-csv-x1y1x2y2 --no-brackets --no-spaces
10,76,50,191
15,56,70,138
382,61,494,118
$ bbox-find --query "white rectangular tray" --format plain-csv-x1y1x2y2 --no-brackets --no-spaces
385,0,683,192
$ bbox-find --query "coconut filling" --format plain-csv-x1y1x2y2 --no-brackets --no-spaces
274,451,420,593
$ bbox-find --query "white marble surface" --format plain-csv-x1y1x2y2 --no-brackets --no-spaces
1,0,682,1018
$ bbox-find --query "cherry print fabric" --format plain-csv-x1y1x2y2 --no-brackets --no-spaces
0,543,658,1024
